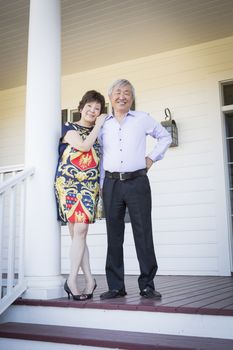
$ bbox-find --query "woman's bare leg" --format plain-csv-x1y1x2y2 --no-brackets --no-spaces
67,223,95,294
68,222,74,239
81,244,95,294
67,222,88,295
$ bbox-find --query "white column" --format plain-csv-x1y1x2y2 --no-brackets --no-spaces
24,0,63,299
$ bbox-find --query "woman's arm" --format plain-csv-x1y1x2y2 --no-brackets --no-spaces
64,114,106,152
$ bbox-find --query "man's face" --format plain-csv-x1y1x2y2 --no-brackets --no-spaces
110,84,133,114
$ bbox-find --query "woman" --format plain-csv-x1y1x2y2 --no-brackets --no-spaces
54,90,106,301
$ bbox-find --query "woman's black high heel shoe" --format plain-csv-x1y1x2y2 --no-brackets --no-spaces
85,278,97,299
64,280,88,301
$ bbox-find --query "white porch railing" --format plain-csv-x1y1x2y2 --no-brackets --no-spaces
0,164,24,182
0,166,35,315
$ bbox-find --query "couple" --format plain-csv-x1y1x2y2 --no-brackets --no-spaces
54,79,172,301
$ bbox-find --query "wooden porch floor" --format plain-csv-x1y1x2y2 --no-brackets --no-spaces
15,275,233,317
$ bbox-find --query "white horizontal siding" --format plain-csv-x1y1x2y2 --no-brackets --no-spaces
155,190,215,206
0,86,26,166
154,216,216,231
151,178,215,194
156,230,217,245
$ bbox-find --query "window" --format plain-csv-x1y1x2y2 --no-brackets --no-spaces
222,82,233,229
70,109,81,122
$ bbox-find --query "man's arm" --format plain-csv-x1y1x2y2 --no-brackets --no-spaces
145,156,153,171
145,114,172,165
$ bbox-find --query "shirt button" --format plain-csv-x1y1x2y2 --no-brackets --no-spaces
120,149,122,151
121,161,123,163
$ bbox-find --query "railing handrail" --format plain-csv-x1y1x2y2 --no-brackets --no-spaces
0,167,35,194
0,164,24,174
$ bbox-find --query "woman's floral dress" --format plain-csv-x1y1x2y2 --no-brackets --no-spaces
54,122,101,224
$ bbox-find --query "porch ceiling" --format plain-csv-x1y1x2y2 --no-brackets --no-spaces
1,0,233,90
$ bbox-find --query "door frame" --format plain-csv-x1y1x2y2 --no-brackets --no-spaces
207,70,233,274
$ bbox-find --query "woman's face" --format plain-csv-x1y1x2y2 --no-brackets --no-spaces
80,100,101,125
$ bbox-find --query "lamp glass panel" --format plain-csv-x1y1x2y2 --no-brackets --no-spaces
223,83,233,106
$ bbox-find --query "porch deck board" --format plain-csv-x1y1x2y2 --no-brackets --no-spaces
161,288,233,307
14,275,233,316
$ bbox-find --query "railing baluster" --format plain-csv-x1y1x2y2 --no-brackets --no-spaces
18,180,26,284
7,187,16,293
0,166,34,314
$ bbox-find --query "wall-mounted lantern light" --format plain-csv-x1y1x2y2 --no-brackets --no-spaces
161,108,178,147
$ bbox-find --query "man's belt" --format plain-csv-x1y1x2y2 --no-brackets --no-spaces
105,169,147,181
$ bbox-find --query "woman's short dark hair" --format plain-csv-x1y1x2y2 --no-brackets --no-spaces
78,90,105,114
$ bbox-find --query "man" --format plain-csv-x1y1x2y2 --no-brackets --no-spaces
99,79,172,299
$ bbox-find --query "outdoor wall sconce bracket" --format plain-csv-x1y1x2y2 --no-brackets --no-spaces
161,108,178,147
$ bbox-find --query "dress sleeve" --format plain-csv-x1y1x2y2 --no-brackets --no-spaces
61,122,74,138
58,122,74,157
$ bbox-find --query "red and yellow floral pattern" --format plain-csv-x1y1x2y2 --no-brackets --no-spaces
54,122,101,224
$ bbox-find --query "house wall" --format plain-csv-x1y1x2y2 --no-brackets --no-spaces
1,36,233,275
0,86,26,166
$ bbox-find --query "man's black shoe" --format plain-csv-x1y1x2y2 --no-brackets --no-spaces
140,287,162,299
100,289,127,300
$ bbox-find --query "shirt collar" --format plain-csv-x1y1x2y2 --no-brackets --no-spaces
106,109,135,121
